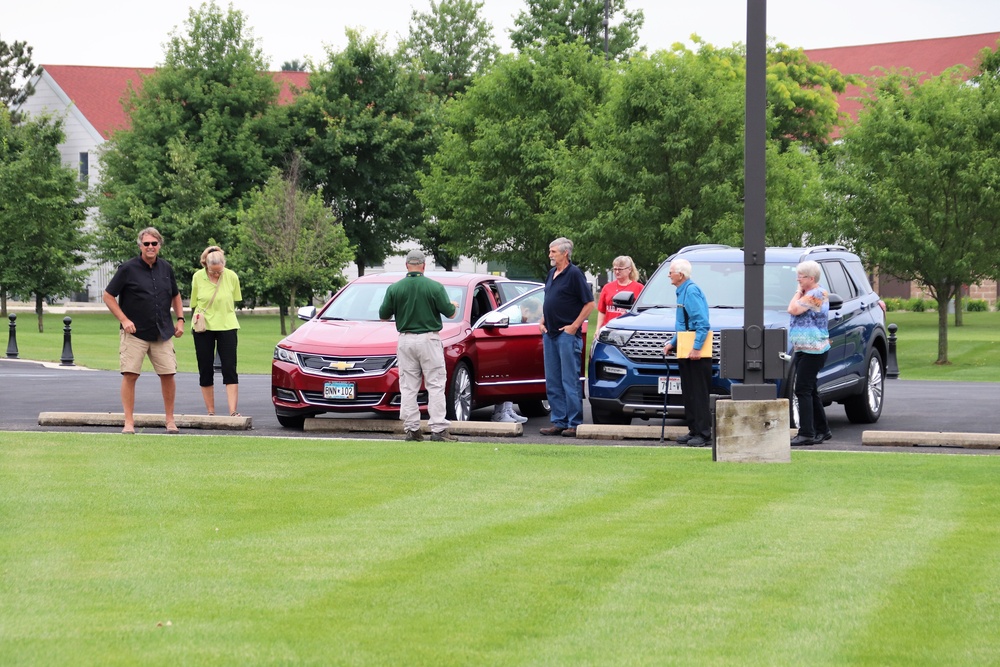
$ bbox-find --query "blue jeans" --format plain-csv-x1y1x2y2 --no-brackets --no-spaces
543,332,583,428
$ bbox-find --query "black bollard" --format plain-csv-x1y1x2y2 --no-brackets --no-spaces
60,316,75,366
885,323,899,379
6,313,18,359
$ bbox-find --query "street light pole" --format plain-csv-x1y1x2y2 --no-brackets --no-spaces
603,0,610,61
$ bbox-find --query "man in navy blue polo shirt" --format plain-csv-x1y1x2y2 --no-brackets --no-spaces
538,237,594,438
103,227,185,434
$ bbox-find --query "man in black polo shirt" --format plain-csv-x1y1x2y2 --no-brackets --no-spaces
539,237,594,438
103,227,186,434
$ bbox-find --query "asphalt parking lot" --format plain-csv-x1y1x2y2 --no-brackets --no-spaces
2,358,998,454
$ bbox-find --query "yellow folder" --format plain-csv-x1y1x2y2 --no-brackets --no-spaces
675,330,713,358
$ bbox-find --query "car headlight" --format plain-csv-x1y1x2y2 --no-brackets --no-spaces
273,346,297,363
598,328,633,347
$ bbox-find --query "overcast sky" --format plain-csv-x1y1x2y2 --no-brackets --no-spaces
6,0,1000,68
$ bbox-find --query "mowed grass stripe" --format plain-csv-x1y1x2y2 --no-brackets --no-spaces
2,434,999,666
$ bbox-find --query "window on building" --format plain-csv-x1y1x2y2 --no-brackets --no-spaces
79,152,89,184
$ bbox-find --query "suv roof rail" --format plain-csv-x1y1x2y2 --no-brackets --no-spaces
801,245,848,256
674,244,733,255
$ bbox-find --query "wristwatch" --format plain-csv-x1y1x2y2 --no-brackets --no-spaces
176,317,185,322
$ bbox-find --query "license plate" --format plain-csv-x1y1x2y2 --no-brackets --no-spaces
324,381,355,400
657,376,682,395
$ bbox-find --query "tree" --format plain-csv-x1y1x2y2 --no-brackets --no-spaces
281,59,307,72
96,2,285,283
401,0,500,98
766,41,850,153
828,67,1000,364
509,0,644,61
0,37,41,122
292,30,440,275
418,42,607,278
0,108,88,330
234,157,353,335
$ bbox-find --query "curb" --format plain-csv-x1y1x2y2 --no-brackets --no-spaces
38,412,252,431
304,418,521,437
862,431,1000,449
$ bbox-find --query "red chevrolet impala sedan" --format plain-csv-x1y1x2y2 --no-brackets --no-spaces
271,272,586,428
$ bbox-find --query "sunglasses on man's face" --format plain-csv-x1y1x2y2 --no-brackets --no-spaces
142,241,159,247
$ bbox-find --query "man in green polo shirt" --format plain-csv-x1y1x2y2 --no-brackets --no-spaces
379,250,458,442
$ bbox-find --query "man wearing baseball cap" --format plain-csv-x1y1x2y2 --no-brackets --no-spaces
379,249,459,441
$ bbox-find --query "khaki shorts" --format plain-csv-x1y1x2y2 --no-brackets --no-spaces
119,331,177,375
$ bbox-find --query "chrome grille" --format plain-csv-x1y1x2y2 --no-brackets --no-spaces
620,331,720,362
297,354,396,378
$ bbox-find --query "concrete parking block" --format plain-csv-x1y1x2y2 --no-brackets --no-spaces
37,412,252,430
303,418,521,437
574,423,689,441
863,431,1000,449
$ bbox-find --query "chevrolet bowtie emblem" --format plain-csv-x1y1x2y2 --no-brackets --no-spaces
328,361,356,371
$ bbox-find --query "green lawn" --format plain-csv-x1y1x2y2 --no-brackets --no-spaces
4,309,1000,381
1,432,998,665
5,312,287,375
885,311,1000,381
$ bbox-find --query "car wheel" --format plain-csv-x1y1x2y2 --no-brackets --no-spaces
592,406,632,426
844,348,884,424
276,413,306,429
447,362,473,422
517,400,551,418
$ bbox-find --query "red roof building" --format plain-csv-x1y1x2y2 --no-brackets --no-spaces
804,32,1000,126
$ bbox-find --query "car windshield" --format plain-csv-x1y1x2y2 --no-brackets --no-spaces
635,261,800,310
320,282,464,322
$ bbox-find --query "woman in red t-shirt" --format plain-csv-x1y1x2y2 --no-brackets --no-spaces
597,255,643,332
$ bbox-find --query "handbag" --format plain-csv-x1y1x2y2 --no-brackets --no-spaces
193,274,222,333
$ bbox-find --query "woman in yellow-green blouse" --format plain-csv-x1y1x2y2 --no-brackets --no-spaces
190,245,242,416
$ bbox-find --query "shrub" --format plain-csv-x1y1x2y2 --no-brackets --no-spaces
882,297,905,312
905,297,926,312
966,298,989,312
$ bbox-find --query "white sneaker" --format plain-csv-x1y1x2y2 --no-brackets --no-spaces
505,407,528,423
491,409,518,423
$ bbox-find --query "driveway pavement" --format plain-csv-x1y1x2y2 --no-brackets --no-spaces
1,358,997,455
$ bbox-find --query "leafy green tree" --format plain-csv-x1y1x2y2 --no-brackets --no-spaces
281,59,307,72
828,68,1000,364
0,109,88,330
96,2,285,283
0,37,41,122
509,0,644,61
418,42,607,278
401,0,500,98
234,158,353,335
292,30,440,274
766,41,850,153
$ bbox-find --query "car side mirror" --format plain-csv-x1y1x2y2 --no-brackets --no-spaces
297,305,317,322
612,290,636,309
828,294,844,311
479,310,510,329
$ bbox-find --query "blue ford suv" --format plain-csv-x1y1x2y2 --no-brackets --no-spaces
588,245,888,426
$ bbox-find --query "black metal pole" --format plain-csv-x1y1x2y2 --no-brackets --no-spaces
885,323,900,379
60,316,75,366
733,0,774,399
603,0,610,61
6,313,18,359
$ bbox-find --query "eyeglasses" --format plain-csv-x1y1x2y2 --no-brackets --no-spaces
142,241,159,247
613,267,630,272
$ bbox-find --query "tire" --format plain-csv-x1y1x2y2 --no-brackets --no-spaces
276,413,306,429
592,405,632,426
517,400,550,418
447,362,473,422
844,348,885,424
